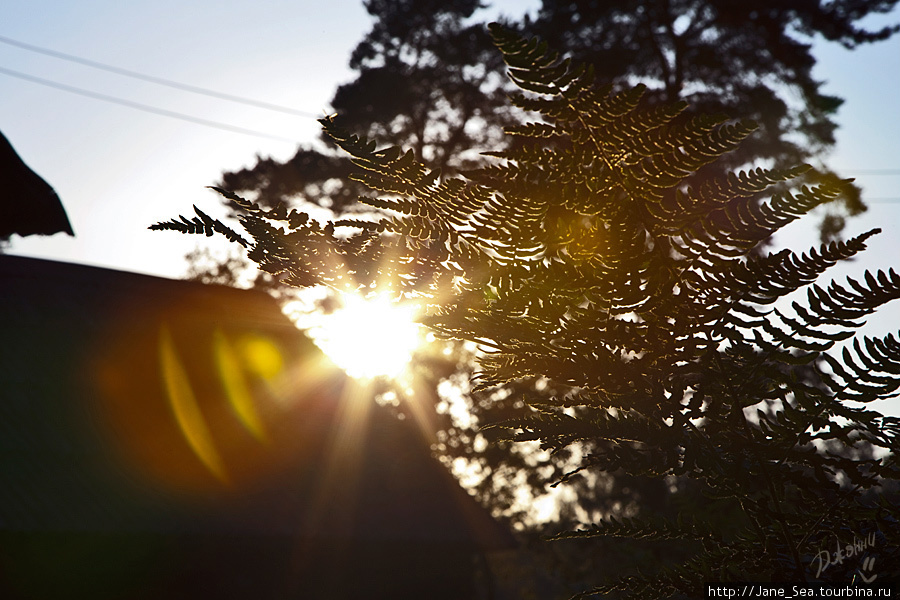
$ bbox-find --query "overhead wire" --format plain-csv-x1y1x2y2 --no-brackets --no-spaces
840,169,900,175
841,172,900,203
2,35,900,185
0,66,298,143
0,34,319,118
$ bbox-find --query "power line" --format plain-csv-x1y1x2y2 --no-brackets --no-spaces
840,169,900,175
0,66,297,143
0,34,320,118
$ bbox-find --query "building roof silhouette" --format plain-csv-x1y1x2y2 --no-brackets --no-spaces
0,131,74,239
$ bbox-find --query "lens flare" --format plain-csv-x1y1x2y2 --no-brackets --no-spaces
213,330,267,442
238,335,284,380
309,292,422,380
159,326,228,482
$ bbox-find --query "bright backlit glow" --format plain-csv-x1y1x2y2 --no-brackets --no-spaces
310,292,423,380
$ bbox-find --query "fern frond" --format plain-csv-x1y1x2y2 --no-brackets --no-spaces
149,205,249,247
489,24,594,98
151,23,900,597
743,229,877,302
647,165,811,234
672,181,850,265
548,514,719,543
822,333,900,402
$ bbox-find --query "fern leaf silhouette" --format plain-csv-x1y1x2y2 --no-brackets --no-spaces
151,23,900,595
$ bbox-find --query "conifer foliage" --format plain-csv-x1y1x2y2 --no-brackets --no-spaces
152,24,900,596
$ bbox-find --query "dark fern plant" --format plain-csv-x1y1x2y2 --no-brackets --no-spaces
151,24,900,597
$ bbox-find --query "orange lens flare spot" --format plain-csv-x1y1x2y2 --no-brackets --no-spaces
160,326,228,482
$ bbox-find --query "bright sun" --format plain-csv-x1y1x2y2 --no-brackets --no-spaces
309,292,424,380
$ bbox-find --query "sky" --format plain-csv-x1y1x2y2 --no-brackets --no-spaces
2,1,899,407
1,0,552,275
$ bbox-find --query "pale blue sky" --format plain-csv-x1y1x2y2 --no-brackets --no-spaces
2,0,375,275
2,1,899,409
1,0,542,274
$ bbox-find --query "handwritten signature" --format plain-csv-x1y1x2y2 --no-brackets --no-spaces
810,530,879,582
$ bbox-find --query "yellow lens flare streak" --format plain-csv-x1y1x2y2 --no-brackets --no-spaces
213,329,267,442
309,292,423,380
159,326,228,483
